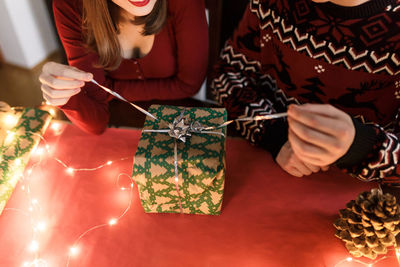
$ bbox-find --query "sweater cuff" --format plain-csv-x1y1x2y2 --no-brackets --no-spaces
260,119,289,160
335,118,379,168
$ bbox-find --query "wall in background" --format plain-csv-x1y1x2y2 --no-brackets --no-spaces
0,0,59,69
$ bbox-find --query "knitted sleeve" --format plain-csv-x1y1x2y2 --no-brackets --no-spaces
211,5,294,158
336,107,400,186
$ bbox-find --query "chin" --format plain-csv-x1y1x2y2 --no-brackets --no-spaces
113,0,157,17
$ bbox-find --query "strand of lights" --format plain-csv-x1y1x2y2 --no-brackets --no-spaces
66,173,134,267
4,120,400,267
334,252,400,267
2,123,134,267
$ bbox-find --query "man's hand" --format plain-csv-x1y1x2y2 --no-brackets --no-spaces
287,104,355,166
276,141,328,177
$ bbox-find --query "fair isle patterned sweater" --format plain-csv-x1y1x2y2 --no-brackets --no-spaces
211,0,400,187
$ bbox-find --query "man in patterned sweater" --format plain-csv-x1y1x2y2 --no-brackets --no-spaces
211,0,400,193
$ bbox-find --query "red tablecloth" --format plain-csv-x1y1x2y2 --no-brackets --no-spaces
0,122,398,267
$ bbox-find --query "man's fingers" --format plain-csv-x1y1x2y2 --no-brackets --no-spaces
287,167,304,177
304,162,321,173
43,62,93,81
289,104,343,118
321,165,330,171
288,105,342,136
288,117,337,150
289,129,327,160
41,84,81,99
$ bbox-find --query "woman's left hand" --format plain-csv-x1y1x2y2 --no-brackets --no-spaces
287,104,355,166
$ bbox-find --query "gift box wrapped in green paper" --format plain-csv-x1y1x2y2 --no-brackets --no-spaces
0,105,51,215
132,105,227,215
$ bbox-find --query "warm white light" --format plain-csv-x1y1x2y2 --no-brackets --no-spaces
4,114,18,128
50,122,61,132
121,187,126,191
131,183,134,188
27,169,33,175
107,161,113,165
28,240,39,252
36,221,46,232
66,168,75,175
15,158,22,166
346,257,352,262
35,147,44,156
48,108,56,117
31,199,38,205
69,246,79,256
174,177,179,182
4,131,15,145
45,145,50,150
108,218,118,226
21,185,25,191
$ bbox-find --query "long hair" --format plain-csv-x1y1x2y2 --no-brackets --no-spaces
82,0,167,70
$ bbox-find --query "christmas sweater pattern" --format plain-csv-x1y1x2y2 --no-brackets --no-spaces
211,0,400,184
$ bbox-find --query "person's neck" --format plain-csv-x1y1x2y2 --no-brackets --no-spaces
326,0,370,7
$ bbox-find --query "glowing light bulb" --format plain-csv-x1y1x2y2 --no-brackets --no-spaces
107,161,113,165
121,187,126,191
27,169,33,175
15,158,22,166
50,122,61,132
4,114,18,128
66,168,74,175
346,257,352,262
21,185,25,191
35,147,44,156
36,221,46,232
4,131,15,145
32,199,38,205
28,240,39,252
45,145,50,151
174,177,179,182
131,183,134,188
48,108,56,117
108,218,118,226
69,246,79,256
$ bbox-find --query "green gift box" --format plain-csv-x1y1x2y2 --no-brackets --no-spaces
132,105,227,215
0,107,51,215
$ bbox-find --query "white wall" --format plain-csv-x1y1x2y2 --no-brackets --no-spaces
0,0,59,68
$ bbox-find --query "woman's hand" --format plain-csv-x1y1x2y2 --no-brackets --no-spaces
287,104,355,166
276,140,328,177
39,62,93,106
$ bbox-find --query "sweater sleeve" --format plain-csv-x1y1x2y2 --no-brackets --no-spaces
335,107,400,186
53,0,110,135
210,5,292,159
117,0,209,101
53,0,208,134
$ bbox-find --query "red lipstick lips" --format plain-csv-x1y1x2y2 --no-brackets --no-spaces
128,0,150,7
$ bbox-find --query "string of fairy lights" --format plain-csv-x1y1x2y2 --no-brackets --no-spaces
1,108,400,267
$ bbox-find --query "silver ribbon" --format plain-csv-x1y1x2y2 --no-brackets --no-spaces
143,109,225,213
91,79,158,121
143,109,287,213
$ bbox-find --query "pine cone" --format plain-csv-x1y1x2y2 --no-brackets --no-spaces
334,188,400,259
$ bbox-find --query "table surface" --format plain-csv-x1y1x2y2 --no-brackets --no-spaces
0,122,398,267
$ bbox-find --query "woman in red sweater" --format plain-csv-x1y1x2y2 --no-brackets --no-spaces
39,0,208,134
